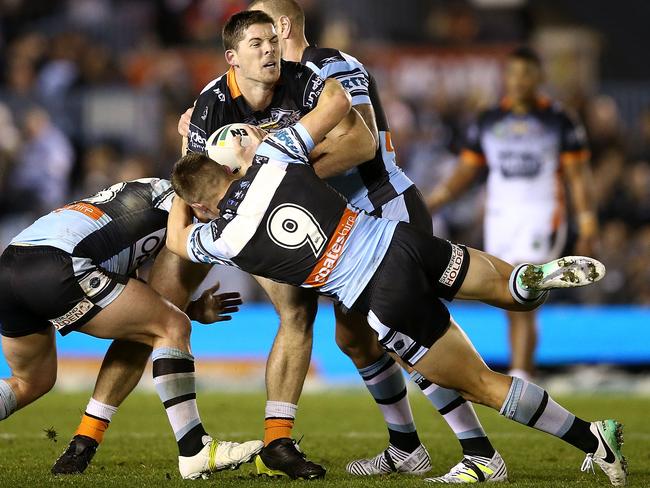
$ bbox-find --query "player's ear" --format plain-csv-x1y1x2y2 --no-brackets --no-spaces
225,49,238,68
278,15,291,39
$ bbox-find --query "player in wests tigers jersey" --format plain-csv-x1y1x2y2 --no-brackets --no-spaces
246,0,504,481
427,47,598,388
166,96,625,488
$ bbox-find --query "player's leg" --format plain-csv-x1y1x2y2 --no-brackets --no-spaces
0,327,57,419
335,308,431,476
53,248,212,474
412,318,626,486
507,309,537,380
252,276,325,480
79,278,261,479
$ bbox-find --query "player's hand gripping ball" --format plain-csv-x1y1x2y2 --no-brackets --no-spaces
206,123,252,174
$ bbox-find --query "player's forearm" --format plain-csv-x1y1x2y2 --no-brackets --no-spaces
565,161,598,237
166,198,194,260
310,109,376,179
426,161,481,212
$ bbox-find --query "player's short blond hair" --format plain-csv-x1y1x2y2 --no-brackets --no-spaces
171,153,227,204
248,0,305,31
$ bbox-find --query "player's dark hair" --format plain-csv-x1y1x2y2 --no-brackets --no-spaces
248,0,305,30
222,10,276,51
509,46,542,68
171,153,227,203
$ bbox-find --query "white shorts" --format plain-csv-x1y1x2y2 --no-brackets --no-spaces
484,205,567,265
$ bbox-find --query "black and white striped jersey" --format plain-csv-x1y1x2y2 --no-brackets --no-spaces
12,178,173,276
186,123,398,308
301,46,413,212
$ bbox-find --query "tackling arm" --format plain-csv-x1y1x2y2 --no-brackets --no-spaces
309,103,377,179
166,197,195,261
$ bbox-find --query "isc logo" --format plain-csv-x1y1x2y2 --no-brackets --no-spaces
275,130,299,154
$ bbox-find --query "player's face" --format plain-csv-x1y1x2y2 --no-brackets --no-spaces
230,23,281,85
504,58,541,103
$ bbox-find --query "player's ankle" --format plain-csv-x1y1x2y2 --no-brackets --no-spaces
75,414,110,444
264,401,297,446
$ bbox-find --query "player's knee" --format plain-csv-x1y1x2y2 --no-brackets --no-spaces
277,300,317,335
459,368,498,406
16,371,56,404
157,307,192,343
335,326,382,363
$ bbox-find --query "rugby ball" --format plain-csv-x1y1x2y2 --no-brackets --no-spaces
205,123,252,174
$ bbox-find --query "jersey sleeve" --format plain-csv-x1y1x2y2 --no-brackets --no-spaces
288,62,326,112
315,53,371,106
460,118,486,166
559,111,590,165
255,123,315,165
186,92,213,154
186,222,232,265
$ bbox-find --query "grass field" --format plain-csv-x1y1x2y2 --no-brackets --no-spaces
0,390,647,487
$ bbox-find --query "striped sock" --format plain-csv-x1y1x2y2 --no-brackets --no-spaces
0,380,17,420
500,377,597,453
152,347,208,457
411,372,495,457
359,354,420,452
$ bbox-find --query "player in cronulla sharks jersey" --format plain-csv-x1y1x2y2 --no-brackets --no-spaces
167,104,625,487
426,47,599,383
245,1,503,481
0,179,262,479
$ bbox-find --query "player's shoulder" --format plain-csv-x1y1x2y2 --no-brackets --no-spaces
475,105,507,127
302,46,348,66
279,59,314,80
196,71,229,105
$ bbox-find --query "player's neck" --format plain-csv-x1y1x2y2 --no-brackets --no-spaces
510,95,537,114
282,37,309,63
236,75,276,112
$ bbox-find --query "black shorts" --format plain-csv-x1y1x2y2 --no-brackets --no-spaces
352,223,470,366
370,184,433,235
0,245,128,337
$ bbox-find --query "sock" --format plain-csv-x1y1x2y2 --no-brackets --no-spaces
411,371,495,458
74,398,118,444
359,353,420,453
264,401,297,445
152,347,208,457
0,380,17,420
500,376,598,453
509,264,549,306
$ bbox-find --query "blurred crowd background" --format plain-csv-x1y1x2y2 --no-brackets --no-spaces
0,0,648,304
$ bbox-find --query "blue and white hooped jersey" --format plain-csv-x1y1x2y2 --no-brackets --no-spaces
301,46,413,212
11,178,174,276
186,123,397,309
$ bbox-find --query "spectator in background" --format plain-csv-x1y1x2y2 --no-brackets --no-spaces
9,107,74,214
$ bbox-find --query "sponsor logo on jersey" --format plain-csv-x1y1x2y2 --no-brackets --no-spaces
201,106,209,120
320,56,342,65
50,298,94,330
257,108,302,131
189,130,206,147
79,270,111,298
340,75,369,90
275,129,300,154
439,243,464,287
59,202,105,221
213,87,226,102
304,208,358,286
304,73,325,108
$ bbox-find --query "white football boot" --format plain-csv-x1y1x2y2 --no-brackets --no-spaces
581,420,627,486
518,256,606,291
424,451,508,483
178,436,263,479
346,444,431,476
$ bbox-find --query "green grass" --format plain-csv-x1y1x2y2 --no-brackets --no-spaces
0,391,648,487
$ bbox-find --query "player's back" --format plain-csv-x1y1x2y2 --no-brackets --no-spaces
300,46,413,212
11,178,173,275
186,124,398,308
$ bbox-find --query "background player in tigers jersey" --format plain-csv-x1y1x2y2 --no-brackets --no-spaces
0,179,262,479
55,10,375,480
427,47,599,381
240,0,508,481
166,103,625,487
